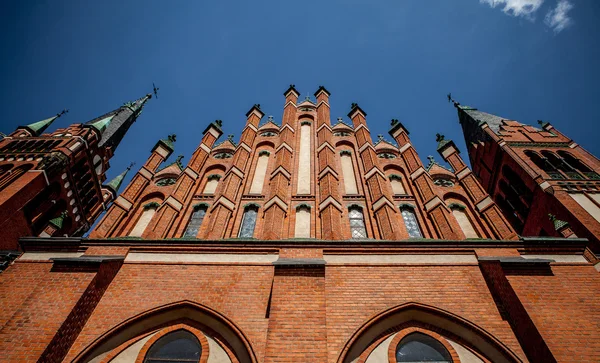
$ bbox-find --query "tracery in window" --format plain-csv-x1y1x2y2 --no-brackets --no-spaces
400,206,423,238
260,131,277,137
348,206,367,239
239,205,258,238
396,332,452,363
156,177,177,186
378,152,397,159
213,152,233,159
144,330,201,363
183,204,207,238
433,178,454,187
333,131,351,137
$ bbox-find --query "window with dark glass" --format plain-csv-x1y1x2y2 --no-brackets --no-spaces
401,207,423,238
239,205,258,238
396,332,452,363
348,207,367,239
144,330,201,363
183,205,207,238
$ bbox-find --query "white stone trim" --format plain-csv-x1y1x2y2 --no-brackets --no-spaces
424,197,443,211
285,100,298,109
264,195,288,211
316,123,332,133
184,167,198,180
276,142,293,154
364,166,385,181
391,126,405,139
19,252,84,261
237,142,252,153
318,166,339,180
114,196,133,211
441,146,456,158
372,196,394,212
349,109,366,120
271,166,291,180
126,252,279,263
228,166,244,179
476,196,493,212
319,196,343,212
539,181,551,191
138,167,153,180
316,100,330,108
155,145,171,158
214,196,235,211
68,141,82,152
199,143,211,153
354,123,370,133
570,142,578,149
481,123,489,130
520,254,587,263
165,196,183,211
358,142,375,154
247,109,264,120
207,127,220,139
324,254,477,264
245,123,258,132
280,124,295,134
498,140,507,147
399,143,412,153
455,167,471,180
317,141,335,153
410,167,426,180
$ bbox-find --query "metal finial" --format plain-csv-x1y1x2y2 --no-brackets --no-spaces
215,120,223,127
168,134,177,143
127,161,135,170
57,109,69,117
391,119,399,127
377,134,384,141
537,120,545,126
447,92,460,108
176,155,184,162
227,134,234,142
153,83,160,99
337,117,343,123
268,115,274,122
436,133,445,142
351,103,358,109
427,155,435,163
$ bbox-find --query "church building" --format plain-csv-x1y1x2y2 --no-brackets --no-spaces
1,85,600,363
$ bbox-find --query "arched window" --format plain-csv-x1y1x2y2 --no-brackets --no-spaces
340,151,359,195
449,204,479,238
144,330,201,363
524,150,563,179
129,202,159,237
541,151,582,180
389,174,406,195
348,206,367,239
297,122,311,194
239,205,258,238
294,204,311,238
400,205,423,238
184,204,208,238
203,174,221,194
557,151,600,179
396,332,452,363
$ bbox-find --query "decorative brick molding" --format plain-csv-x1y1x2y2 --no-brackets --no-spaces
135,324,210,363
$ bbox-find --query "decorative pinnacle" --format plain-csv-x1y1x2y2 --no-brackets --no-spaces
57,109,69,117
254,104,261,109
175,155,184,163
377,134,384,141
268,115,274,122
168,134,177,143
436,133,445,142
391,119,399,127
337,117,343,123
214,120,223,127
227,134,234,142
351,103,358,109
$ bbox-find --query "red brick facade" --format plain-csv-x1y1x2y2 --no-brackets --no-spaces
1,86,600,362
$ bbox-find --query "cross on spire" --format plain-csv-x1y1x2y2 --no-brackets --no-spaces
377,134,384,142
57,109,69,117
268,115,274,122
153,83,160,99
227,134,234,142
127,162,135,171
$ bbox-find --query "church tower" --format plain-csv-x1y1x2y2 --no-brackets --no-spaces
0,93,152,250
451,97,600,250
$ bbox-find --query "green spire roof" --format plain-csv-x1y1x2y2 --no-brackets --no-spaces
105,163,133,195
19,109,68,136
160,134,177,151
49,211,68,229
88,115,115,134
436,133,452,151
549,214,570,231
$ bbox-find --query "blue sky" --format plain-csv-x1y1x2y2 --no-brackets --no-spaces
1,0,599,189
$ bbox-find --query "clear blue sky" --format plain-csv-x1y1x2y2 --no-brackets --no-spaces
1,0,599,188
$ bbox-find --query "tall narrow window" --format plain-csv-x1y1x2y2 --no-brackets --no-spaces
570,193,600,224
348,206,367,239
129,202,158,237
450,204,479,238
558,151,600,179
401,205,423,238
396,333,451,363
250,151,270,194
294,204,311,238
297,122,311,194
524,150,563,180
542,151,582,180
389,174,406,195
239,205,258,238
203,174,220,194
183,204,207,238
340,151,358,194
144,330,201,363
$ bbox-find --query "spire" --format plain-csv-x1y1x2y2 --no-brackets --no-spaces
18,109,68,136
104,162,134,196
548,214,570,231
85,92,153,151
49,211,68,229
449,93,508,148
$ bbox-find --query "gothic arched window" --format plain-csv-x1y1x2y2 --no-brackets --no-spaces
557,151,600,179
239,205,258,238
400,205,423,238
184,204,208,238
348,206,367,239
541,151,582,180
144,330,201,363
396,332,452,363
524,150,563,180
